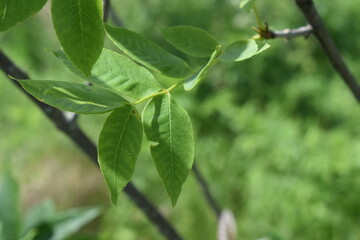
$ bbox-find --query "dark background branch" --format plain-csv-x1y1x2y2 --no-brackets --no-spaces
0,50,183,240
103,0,110,22
193,163,221,217
295,0,360,102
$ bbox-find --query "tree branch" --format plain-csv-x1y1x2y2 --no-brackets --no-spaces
192,163,221,217
294,0,360,102
0,51,183,240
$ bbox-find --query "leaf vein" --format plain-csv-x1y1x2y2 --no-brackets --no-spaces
113,107,132,195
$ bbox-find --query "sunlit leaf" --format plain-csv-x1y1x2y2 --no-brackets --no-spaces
184,45,221,91
90,49,163,99
105,24,193,78
143,94,194,206
51,0,104,76
53,49,163,99
98,104,143,204
18,80,127,114
163,26,219,57
220,39,270,62
0,0,47,32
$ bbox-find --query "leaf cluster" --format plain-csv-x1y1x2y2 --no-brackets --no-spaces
0,0,269,206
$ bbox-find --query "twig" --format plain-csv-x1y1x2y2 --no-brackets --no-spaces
193,163,221,217
0,51,183,240
270,25,313,39
294,0,360,102
254,23,313,40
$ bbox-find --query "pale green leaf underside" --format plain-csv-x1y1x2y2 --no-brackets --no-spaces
105,24,193,78
239,0,256,12
220,40,270,62
53,48,163,99
143,94,194,206
51,0,104,76
0,0,47,32
18,80,127,114
98,105,143,204
184,45,222,91
163,26,219,58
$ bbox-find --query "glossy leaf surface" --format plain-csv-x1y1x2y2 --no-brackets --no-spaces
18,80,127,114
163,26,219,57
105,25,193,78
184,45,221,90
98,105,143,204
220,40,270,62
51,0,104,76
0,0,47,32
143,94,194,206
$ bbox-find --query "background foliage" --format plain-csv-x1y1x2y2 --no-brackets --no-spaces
2,0,360,239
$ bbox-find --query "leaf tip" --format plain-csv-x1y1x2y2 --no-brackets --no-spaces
170,196,178,207
110,193,118,205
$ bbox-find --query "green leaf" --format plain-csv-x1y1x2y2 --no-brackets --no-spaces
163,26,219,57
21,200,55,237
0,170,21,240
49,207,102,240
51,0,104,76
184,45,221,91
0,0,47,32
52,49,87,79
18,80,127,114
220,40,270,62
90,49,163,99
98,105,143,204
143,94,194,206
239,0,256,12
256,41,271,54
105,25,193,78
53,48,163,99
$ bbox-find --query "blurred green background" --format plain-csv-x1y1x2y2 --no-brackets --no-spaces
2,0,360,239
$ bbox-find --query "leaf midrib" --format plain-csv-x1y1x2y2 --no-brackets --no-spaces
113,107,132,195
77,0,89,70
167,94,175,200
0,0,8,23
